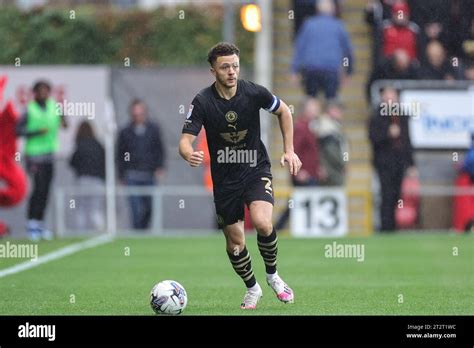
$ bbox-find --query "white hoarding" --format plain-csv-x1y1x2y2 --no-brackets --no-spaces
401,89,474,149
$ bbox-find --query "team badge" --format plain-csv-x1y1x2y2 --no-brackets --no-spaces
225,111,238,123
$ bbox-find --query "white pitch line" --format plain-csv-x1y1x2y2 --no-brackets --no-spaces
0,234,113,279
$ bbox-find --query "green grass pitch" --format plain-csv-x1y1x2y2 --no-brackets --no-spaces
0,233,472,315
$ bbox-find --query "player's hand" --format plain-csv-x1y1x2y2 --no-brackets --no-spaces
280,151,302,176
187,151,204,167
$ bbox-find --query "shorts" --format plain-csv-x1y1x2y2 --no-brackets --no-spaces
302,68,339,100
214,174,274,228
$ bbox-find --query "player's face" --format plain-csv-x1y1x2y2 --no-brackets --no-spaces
211,55,239,88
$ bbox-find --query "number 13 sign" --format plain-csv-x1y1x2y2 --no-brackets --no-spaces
290,188,348,237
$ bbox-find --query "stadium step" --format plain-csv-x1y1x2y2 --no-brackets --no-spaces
270,0,373,235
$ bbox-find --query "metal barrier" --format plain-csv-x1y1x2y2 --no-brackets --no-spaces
54,185,376,237
54,185,214,237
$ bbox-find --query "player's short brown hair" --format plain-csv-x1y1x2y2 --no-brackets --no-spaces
207,42,240,66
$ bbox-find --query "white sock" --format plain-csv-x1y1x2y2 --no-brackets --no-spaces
248,283,261,293
266,271,279,282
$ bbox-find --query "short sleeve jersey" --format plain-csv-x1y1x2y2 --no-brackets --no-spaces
182,80,281,196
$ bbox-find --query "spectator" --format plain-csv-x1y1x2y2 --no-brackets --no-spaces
382,0,419,59
368,86,416,232
408,0,450,60
460,17,474,61
367,49,419,101
419,41,457,80
293,98,323,185
320,0,343,18
291,0,354,101
275,98,322,230
69,121,105,231
293,0,344,38
382,0,419,61
364,0,396,65
446,0,474,60
462,61,474,80
16,80,67,241
365,0,394,26
292,0,316,38
313,101,347,186
117,99,166,230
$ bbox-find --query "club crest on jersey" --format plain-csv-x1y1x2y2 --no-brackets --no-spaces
225,110,238,123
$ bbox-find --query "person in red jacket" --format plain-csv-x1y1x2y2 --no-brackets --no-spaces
382,0,419,61
0,76,28,237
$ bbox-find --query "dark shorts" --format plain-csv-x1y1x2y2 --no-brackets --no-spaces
302,69,339,100
214,174,274,228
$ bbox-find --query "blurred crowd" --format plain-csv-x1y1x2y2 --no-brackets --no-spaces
290,0,474,232
365,0,474,102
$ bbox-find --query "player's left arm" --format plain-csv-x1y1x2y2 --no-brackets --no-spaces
273,100,302,176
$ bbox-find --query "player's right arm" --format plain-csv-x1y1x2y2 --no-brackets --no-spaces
180,97,206,167
179,133,204,167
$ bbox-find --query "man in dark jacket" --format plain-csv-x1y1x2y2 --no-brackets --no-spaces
419,41,457,80
117,99,166,230
366,49,419,101
369,86,417,232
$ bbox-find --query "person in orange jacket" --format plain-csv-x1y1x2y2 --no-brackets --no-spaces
196,128,213,193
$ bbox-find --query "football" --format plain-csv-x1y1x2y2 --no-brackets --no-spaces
150,280,188,315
